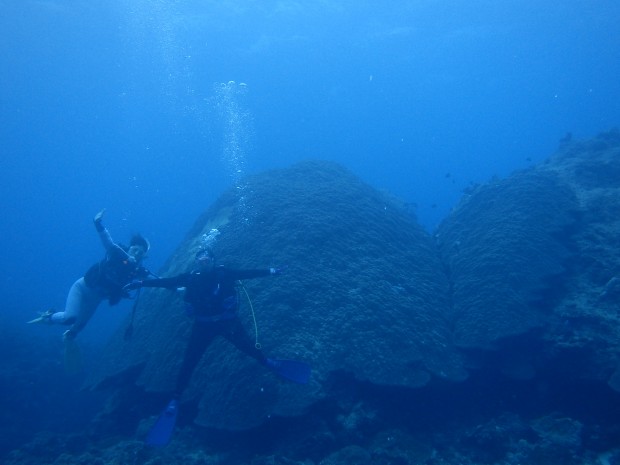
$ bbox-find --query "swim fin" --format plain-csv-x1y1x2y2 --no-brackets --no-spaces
266,358,311,384
146,399,178,447
63,337,82,374
27,309,54,324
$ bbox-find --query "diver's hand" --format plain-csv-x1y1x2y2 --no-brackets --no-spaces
93,208,105,231
124,281,143,292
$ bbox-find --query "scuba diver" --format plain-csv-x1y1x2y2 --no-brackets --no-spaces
29,209,153,342
123,229,310,446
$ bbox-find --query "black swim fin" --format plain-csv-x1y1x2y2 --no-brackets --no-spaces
146,399,178,447
266,358,311,384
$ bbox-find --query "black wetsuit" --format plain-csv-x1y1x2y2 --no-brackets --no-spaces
139,266,272,396
84,222,151,305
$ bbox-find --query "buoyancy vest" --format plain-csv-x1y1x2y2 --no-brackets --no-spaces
84,254,147,305
183,266,239,319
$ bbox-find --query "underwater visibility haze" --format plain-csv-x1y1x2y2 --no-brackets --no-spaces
1,1,620,463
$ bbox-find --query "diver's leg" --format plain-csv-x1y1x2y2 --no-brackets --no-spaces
52,277,103,338
51,278,86,324
174,322,216,397
223,319,311,383
223,318,267,364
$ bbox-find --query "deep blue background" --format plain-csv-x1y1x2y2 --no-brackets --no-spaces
1,1,619,347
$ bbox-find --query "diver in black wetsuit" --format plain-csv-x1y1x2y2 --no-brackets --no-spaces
126,239,310,446
124,246,292,397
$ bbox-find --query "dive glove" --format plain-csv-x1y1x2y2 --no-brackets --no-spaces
93,209,106,232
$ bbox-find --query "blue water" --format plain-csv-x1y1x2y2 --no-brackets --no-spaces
1,0,619,455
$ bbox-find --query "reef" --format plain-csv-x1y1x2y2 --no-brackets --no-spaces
7,129,620,465
85,159,466,431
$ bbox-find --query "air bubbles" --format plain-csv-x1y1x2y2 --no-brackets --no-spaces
213,80,255,224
